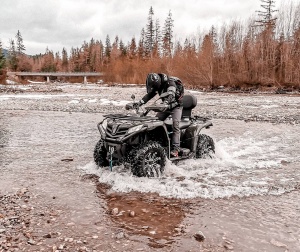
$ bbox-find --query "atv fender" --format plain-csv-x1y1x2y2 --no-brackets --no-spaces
181,121,213,152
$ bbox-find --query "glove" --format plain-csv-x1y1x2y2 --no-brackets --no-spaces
125,100,143,110
163,93,175,104
125,102,134,110
161,100,170,111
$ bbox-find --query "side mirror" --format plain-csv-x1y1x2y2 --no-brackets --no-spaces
131,94,135,100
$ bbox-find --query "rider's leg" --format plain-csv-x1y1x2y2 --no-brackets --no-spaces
170,106,183,156
156,111,170,121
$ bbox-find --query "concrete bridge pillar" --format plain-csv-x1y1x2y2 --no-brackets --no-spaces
46,76,50,83
83,76,87,84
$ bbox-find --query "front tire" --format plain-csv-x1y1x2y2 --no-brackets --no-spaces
128,141,166,177
93,139,109,167
196,134,215,158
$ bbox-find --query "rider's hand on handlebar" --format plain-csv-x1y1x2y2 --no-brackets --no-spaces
125,101,142,110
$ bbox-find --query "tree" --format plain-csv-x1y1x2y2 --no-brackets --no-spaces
153,19,162,58
15,30,26,55
0,40,6,70
138,28,146,59
145,6,155,57
41,47,56,72
119,39,127,58
129,37,137,59
255,0,278,30
162,10,174,57
61,47,68,71
105,35,112,60
8,39,18,71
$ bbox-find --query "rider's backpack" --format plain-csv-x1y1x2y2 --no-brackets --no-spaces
170,76,184,101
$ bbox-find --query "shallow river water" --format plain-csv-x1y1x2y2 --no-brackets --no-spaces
0,84,300,251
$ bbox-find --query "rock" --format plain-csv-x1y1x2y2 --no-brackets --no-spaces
58,244,65,250
65,237,74,242
115,231,125,239
27,239,36,245
270,239,287,248
224,244,234,250
43,233,52,238
194,231,205,242
129,211,135,217
61,158,74,162
111,208,119,215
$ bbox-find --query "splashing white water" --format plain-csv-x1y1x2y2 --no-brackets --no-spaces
82,126,300,199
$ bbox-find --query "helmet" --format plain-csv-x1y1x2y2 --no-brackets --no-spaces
146,73,161,93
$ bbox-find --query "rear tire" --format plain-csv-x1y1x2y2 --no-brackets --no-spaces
128,141,166,177
93,139,109,167
196,134,215,158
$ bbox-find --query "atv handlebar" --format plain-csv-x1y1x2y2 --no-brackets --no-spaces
125,92,170,116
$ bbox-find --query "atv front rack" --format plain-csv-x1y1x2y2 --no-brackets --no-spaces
103,113,158,121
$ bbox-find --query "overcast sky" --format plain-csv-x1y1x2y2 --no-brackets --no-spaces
0,0,284,55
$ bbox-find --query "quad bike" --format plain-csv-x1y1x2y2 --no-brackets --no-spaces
93,93,215,177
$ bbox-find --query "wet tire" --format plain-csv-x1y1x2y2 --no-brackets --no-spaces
128,141,166,177
196,134,215,158
93,139,109,167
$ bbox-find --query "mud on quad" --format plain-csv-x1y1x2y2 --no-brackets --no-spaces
93,93,215,177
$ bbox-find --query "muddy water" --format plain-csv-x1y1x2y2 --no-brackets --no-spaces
1,108,300,251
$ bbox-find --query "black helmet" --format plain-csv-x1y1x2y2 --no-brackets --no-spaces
146,73,161,93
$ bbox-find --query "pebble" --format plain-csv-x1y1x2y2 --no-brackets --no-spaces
194,231,205,242
111,208,119,215
27,239,36,245
129,211,135,217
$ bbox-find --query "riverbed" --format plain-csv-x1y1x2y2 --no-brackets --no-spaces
0,83,299,251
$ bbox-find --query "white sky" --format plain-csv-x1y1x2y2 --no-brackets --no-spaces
0,0,285,55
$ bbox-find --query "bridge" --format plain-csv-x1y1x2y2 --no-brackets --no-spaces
7,72,104,84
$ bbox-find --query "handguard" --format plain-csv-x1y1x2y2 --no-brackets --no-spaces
125,102,139,110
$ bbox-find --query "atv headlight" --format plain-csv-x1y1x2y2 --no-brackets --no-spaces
127,125,144,134
101,119,108,130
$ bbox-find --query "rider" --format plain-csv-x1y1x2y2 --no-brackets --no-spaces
137,73,184,157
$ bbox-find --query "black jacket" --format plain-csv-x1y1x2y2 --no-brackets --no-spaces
141,75,182,107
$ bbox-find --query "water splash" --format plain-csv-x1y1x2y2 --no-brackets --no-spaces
82,128,300,199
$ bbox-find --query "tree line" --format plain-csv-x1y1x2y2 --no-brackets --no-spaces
1,1,300,91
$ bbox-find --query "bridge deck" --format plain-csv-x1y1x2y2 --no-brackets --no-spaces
7,72,104,77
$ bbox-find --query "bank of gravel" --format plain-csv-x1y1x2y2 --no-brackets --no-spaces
0,83,299,124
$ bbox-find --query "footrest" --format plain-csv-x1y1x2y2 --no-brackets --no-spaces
179,148,190,156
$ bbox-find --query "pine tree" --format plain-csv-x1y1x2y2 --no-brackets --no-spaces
61,47,68,71
0,40,6,70
119,40,127,57
255,0,278,30
8,39,18,71
138,28,146,59
129,37,137,59
105,35,112,60
162,10,174,57
15,30,26,55
153,19,162,58
145,6,155,57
